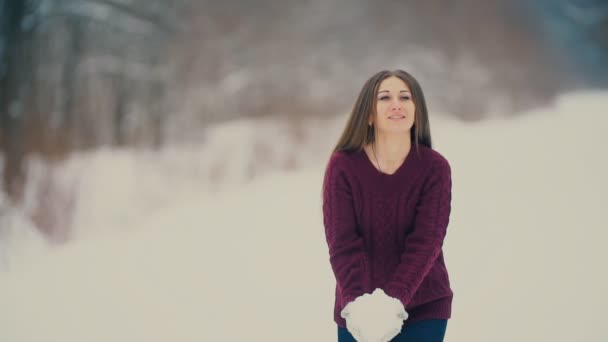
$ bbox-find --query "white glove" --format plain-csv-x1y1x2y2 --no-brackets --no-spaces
340,289,408,342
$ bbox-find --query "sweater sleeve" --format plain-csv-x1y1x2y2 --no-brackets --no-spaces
322,155,369,306
384,157,452,307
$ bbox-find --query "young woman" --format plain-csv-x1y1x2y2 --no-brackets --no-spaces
322,70,453,342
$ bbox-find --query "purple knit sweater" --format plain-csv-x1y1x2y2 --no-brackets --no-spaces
322,144,453,328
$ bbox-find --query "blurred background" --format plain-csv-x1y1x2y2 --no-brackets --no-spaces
0,0,607,341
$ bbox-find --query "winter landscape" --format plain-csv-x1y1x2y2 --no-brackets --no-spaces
1,90,607,341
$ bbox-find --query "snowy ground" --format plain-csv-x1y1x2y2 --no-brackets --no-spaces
0,90,607,341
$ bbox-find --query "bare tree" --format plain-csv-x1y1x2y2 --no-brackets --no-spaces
0,0,38,204
1,0,186,239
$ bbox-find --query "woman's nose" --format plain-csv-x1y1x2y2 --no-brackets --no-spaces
391,100,402,111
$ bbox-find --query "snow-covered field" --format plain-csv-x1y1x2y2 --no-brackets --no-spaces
1,90,607,341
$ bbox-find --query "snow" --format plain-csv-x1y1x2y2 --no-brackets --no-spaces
0,90,607,341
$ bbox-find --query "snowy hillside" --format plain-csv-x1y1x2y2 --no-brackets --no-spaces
0,91,607,341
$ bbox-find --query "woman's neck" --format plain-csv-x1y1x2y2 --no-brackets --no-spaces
373,133,411,166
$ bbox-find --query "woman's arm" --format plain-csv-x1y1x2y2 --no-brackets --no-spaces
383,157,452,307
323,155,370,306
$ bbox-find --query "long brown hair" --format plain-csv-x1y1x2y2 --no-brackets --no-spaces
332,69,432,154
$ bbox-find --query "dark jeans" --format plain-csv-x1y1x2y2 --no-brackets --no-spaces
337,319,448,342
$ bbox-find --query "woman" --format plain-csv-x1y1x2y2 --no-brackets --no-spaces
322,70,453,342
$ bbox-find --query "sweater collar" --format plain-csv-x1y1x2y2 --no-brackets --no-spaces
358,145,421,176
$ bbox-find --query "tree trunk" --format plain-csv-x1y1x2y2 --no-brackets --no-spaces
0,0,28,205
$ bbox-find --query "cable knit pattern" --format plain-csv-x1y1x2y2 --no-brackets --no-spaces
322,144,453,328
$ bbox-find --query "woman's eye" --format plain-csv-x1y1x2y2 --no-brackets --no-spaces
401,96,410,100
379,96,389,100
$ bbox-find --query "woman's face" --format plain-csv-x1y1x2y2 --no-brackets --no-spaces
372,76,416,136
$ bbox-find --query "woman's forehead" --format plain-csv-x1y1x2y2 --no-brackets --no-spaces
378,77,410,91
